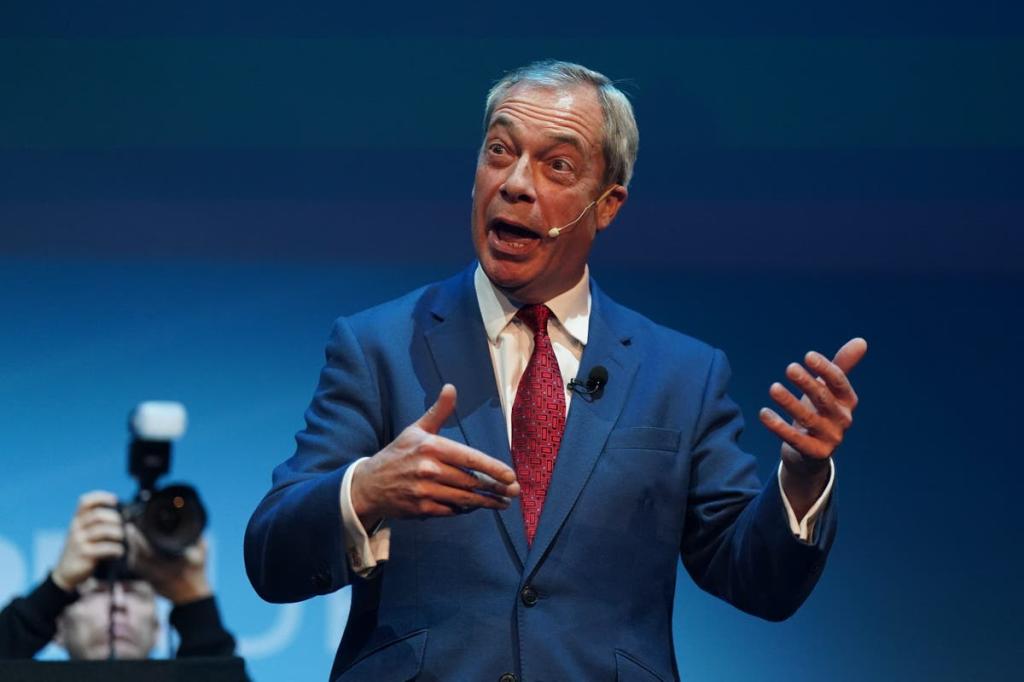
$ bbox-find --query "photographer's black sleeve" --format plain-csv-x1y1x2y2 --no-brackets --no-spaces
0,575,79,658
170,595,237,658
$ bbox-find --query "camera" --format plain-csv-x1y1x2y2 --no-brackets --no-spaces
95,402,207,580
123,401,207,557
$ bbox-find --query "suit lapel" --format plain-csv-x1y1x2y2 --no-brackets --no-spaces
522,283,638,580
423,267,529,568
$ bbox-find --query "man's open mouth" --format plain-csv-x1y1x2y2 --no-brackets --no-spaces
489,219,541,251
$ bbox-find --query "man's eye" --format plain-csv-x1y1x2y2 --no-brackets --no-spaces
488,143,507,155
551,159,573,172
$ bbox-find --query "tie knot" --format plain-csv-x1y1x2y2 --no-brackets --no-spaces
516,304,553,337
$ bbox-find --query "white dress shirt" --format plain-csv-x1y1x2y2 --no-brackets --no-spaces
338,265,834,576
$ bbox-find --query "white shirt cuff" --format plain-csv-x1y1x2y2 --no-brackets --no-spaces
777,458,835,543
340,457,391,577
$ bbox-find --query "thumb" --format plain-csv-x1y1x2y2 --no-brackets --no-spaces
832,337,868,374
416,383,457,434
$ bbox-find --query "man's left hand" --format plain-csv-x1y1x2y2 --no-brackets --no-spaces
126,524,213,606
759,337,868,519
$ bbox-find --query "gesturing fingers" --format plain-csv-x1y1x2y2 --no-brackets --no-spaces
832,337,868,374
416,384,458,434
417,481,514,513
411,384,517,487
761,338,867,462
768,382,840,443
358,385,523,521
420,434,518,488
356,431,521,522
805,351,858,408
784,362,841,418
759,407,833,460
407,456,517,499
393,468,515,518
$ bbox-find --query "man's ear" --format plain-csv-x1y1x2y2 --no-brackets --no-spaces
595,185,628,232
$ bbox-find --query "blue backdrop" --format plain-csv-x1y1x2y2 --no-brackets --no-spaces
1,2,1021,680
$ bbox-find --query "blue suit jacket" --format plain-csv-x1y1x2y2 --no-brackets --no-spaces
245,265,836,682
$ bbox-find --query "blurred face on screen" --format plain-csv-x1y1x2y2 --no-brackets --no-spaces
471,83,626,304
57,578,159,660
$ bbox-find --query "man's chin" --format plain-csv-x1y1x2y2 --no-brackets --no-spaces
480,261,569,305
479,259,530,292
84,639,148,660
482,271,539,302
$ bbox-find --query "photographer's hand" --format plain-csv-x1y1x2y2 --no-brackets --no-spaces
51,491,125,591
126,524,212,606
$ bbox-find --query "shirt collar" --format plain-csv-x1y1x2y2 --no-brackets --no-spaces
474,263,591,346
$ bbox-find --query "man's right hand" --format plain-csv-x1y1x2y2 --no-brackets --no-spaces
51,491,124,592
351,384,520,527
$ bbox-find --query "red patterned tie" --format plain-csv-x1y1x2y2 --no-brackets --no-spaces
511,304,567,545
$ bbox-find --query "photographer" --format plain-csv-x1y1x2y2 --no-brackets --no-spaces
0,490,238,661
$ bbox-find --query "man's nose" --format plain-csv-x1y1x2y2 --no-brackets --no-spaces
111,583,127,609
499,156,536,204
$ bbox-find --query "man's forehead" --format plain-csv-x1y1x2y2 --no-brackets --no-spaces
487,82,598,117
485,82,602,146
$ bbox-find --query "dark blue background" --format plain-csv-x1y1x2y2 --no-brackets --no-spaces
1,2,1021,680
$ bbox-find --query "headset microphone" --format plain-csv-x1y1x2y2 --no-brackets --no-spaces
547,186,617,239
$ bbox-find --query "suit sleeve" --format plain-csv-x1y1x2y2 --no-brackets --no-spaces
679,349,837,621
245,317,384,603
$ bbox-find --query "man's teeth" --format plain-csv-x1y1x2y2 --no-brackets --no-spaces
496,227,535,248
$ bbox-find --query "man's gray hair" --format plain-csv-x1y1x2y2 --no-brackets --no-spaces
483,60,639,187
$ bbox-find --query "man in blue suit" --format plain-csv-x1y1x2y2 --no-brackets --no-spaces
245,60,866,681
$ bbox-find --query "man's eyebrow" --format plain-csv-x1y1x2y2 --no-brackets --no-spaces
546,132,586,156
487,115,522,139
489,114,517,131
487,115,587,156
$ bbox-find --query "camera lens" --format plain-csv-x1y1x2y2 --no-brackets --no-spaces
140,484,207,557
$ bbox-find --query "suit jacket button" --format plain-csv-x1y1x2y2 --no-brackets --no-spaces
498,674,518,682
520,585,538,607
